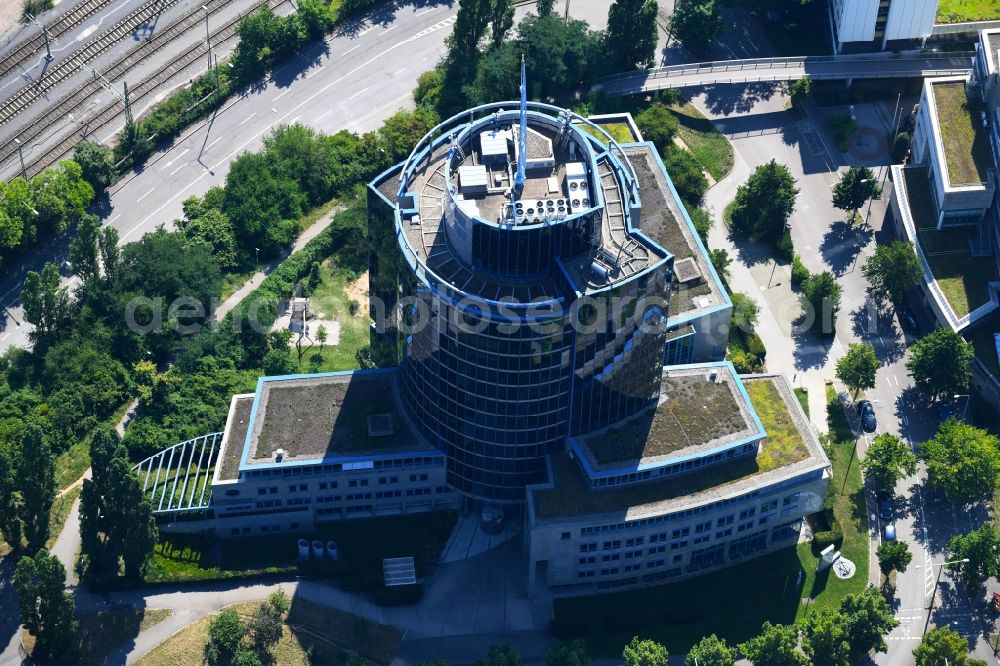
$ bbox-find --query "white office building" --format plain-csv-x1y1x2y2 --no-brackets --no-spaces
829,0,938,52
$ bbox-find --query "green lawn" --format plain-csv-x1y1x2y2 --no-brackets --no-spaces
795,387,810,417
551,386,868,656
668,103,734,181
144,533,297,585
937,0,1000,22
924,250,998,318
296,265,371,373
579,121,636,145
931,82,992,187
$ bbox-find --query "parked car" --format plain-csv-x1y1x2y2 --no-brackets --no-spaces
878,497,893,521
857,400,877,432
883,523,896,541
897,309,918,334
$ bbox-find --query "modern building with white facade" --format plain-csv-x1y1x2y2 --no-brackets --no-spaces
890,28,1000,410
136,89,830,596
829,0,938,52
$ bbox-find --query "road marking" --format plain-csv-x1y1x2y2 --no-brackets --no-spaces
416,7,435,15
383,24,398,33
885,376,892,387
901,413,908,425
274,88,290,100
162,148,189,168
169,164,186,176
357,26,373,36
0,333,9,342
108,213,121,224
239,112,256,125
305,65,324,78
315,109,334,122
344,44,362,55
349,87,370,99
207,136,223,149
878,335,885,347
124,19,456,244
290,116,301,124
0,282,22,301
394,67,408,75
136,187,155,202
893,375,899,387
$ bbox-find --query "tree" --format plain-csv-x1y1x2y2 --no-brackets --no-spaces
876,540,912,582
862,240,922,305
73,140,116,192
380,107,440,163
684,634,734,666
517,16,601,98
605,0,657,70
68,213,101,286
179,208,238,271
729,160,799,244
671,0,721,54
831,166,881,223
536,0,555,16
800,609,850,666
708,249,731,284
488,0,514,47
664,148,708,205
622,636,668,666
737,622,807,666
545,640,589,666
247,595,284,658
22,262,71,348
922,419,1000,502
946,523,1000,592
861,433,917,494
29,160,93,237
789,77,811,105
80,427,158,584
839,586,898,662
14,550,77,661
316,324,328,353
474,644,522,666
835,343,879,397
913,626,976,666
0,440,24,549
19,423,55,551
801,271,842,335
730,292,759,332
634,104,680,156
907,328,973,400
207,608,244,664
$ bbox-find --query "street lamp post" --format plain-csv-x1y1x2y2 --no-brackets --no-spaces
916,558,969,622
952,394,970,420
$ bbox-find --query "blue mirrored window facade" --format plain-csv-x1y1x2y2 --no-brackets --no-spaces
369,101,675,503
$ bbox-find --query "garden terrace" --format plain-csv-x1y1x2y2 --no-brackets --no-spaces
929,81,993,187
532,375,825,522
623,145,724,320
578,365,762,470
243,371,426,467
902,167,998,318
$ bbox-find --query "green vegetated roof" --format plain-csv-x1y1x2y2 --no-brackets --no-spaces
930,82,993,187
578,119,637,145
532,376,812,520
581,371,755,467
247,372,418,465
218,396,253,481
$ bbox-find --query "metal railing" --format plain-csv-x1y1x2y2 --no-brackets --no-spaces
134,432,223,514
595,51,975,85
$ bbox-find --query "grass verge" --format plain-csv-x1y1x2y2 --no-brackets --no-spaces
46,485,81,550
295,266,371,373
795,387,809,417
668,102,734,181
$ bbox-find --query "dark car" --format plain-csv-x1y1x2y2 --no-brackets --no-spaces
878,497,893,521
898,309,918,334
857,400,877,432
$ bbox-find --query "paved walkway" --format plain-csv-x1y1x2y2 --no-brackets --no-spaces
596,54,972,96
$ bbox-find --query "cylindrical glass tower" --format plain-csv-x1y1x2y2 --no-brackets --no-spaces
375,102,674,503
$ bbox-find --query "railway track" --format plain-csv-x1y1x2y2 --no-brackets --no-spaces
0,0,116,83
0,0,189,126
12,0,279,179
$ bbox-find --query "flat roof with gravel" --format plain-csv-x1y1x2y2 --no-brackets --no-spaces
217,395,254,482
530,374,829,523
577,364,763,471
237,370,428,469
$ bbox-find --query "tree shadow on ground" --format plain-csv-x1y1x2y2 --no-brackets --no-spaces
820,219,873,277
335,0,455,38
702,81,787,116
792,325,834,371
847,302,907,365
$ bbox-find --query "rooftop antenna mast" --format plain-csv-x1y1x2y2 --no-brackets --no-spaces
513,54,527,203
